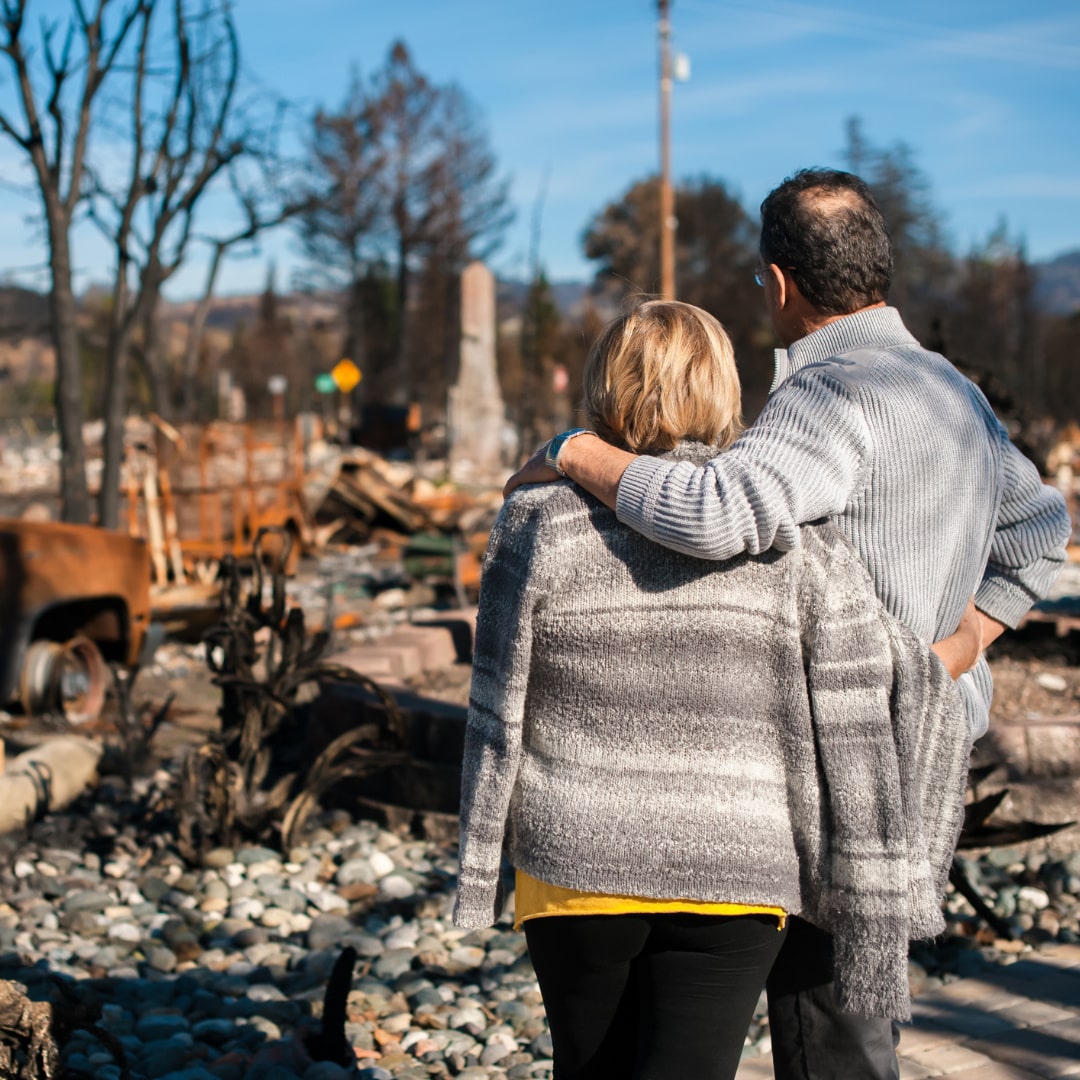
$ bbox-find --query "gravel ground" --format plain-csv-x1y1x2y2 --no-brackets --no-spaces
1,775,553,1080
2,758,1079,1079
0,622,1077,1078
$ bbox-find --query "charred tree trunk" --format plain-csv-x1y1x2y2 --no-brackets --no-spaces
394,227,410,405
99,324,135,531
182,242,226,421
45,217,91,524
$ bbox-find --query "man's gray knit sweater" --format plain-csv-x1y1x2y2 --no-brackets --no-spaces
455,448,972,1021
615,308,1071,739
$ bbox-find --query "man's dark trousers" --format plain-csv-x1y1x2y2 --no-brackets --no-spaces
767,917,900,1080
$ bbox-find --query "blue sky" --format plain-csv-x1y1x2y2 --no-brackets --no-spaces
1,0,1079,297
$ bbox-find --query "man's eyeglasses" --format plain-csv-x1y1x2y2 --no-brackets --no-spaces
754,265,797,287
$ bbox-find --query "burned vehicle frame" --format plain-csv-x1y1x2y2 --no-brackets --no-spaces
0,519,151,724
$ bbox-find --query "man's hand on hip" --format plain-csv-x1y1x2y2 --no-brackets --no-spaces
931,598,983,680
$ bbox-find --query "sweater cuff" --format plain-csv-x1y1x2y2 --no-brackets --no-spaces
452,870,502,929
832,913,912,1022
615,456,676,533
975,572,1039,629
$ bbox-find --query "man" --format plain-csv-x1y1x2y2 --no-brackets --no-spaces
504,168,1071,1080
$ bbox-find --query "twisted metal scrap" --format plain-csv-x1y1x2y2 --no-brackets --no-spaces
949,763,1076,938
179,527,408,861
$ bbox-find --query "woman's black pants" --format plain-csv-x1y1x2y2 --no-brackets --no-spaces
524,912,787,1080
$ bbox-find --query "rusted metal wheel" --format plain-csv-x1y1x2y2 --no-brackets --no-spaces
19,639,61,719
19,635,109,724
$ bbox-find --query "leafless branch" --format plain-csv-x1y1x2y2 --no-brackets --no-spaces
42,17,77,166
65,0,145,216
0,109,29,149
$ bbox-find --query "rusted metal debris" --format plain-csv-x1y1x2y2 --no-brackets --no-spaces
0,519,151,724
177,527,411,862
120,421,498,624
950,763,1076,938
124,419,313,586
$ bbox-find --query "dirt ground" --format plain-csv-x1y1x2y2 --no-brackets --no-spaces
987,624,1080,722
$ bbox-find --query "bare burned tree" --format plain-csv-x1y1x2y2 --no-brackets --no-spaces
369,43,511,403
843,117,953,343
179,147,312,421
0,0,143,523
294,73,385,392
83,0,257,529
297,43,511,409
583,176,771,414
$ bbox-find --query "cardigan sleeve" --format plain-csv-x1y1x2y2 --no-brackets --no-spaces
975,433,1070,628
453,491,556,928
615,368,871,560
797,527,913,1021
877,610,970,938
799,526,970,1020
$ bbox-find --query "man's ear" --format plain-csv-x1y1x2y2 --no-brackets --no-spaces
768,263,788,308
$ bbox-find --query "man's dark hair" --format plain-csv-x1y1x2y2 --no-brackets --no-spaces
759,168,893,315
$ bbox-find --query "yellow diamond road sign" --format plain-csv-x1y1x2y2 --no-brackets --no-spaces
331,358,362,393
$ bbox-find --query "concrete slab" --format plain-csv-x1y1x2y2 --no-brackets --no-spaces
412,607,479,662
380,626,458,672
747,945,1080,1080
993,999,1077,1030
899,1020,962,1054
904,1042,998,1073
331,643,424,680
971,1021,1080,1078
944,1065,1048,1080
898,1058,937,1079
733,1056,773,1079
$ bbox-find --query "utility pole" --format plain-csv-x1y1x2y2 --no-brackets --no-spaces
657,0,676,299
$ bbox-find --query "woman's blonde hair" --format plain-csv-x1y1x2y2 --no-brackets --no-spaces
582,300,743,454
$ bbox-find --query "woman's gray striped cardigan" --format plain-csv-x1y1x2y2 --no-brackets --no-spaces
454,444,971,1021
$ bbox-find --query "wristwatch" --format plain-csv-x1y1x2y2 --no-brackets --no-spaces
544,428,595,477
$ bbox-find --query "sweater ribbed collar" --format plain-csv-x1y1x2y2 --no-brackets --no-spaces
770,306,918,393
652,440,723,467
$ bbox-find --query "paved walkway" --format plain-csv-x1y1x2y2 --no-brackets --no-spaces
736,942,1080,1079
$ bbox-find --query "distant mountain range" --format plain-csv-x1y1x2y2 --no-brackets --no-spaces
0,286,50,337
1033,251,1080,316
495,278,595,320
1,251,1077,341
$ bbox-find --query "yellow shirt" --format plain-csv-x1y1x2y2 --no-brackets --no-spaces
514,870,786,930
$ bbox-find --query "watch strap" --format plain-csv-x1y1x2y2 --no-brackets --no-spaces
544,428,595,477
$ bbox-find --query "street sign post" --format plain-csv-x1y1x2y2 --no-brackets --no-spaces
331,358,362,394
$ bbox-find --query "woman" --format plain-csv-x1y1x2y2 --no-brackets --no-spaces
454,301,973,1080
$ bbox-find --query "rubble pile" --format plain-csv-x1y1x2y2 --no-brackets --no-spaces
0,429,60,497
0,420,500,611
314,449,498,554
